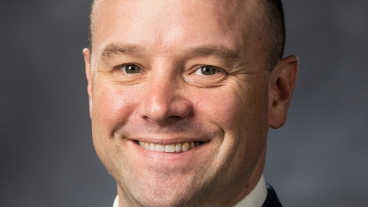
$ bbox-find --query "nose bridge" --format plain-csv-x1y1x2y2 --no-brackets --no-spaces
139,62,191,123
148,69,174,112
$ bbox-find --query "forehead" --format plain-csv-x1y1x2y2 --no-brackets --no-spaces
92,0,256,26
91,0,262,62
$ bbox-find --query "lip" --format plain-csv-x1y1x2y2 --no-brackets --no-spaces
129,139,210,162
130,137,211,145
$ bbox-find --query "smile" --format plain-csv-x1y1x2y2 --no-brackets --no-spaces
137,141,204,153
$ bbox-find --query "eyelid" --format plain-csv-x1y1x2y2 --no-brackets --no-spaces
191,65,226,75
114,63,144,73
184,65,228,88
114,63,138,69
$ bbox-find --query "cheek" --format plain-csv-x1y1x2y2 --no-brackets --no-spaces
91,82,142,170
194,79,269,151
194,85,263,131
92,83,139,130
196,91,240,126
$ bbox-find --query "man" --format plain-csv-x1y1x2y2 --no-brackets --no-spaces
83,0,298,206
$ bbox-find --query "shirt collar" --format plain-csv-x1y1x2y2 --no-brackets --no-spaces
112,195,118,207
233,175,267,207
113,175,267,207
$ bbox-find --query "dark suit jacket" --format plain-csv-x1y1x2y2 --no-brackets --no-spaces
261,183,283,207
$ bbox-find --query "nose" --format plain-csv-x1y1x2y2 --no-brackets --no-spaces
138,69,193,124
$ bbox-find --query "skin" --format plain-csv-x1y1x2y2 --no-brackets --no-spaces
83,0,298,206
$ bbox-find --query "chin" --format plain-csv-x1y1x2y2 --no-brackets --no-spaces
115,170,200,207
126,183,195,207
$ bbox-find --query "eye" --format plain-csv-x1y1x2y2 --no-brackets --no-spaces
194,66,217,76
121,64,141,74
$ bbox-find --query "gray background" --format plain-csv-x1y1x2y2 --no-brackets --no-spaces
0,0,367,206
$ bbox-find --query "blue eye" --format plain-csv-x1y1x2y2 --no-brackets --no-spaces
194,66,217,75
123,64,140,74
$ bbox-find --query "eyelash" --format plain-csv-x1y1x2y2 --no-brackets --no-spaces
193,65,220,75
115,63,142,73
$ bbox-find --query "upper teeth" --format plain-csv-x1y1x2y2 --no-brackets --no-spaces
139,141,200,153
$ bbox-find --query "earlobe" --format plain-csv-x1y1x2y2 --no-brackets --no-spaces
268,55,298,129
83,48,93,118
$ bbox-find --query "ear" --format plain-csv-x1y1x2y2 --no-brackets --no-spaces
83,48,93,118
268,55,298,129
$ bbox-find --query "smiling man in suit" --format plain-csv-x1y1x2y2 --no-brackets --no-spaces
83,0,298,206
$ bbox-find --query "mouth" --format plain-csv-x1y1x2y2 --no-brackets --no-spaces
134,141,207,153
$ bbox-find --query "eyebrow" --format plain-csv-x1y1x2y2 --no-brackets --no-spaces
185,45,242,67
100,43,144,61
186,45,239,60
100,43,243,67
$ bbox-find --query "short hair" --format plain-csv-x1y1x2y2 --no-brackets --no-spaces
88,0,285,71
259,0,286,71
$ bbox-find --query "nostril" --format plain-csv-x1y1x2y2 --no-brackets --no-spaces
139,89,193,124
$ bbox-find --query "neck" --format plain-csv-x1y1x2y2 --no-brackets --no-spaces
226,144,267,207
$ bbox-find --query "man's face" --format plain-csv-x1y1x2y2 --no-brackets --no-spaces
86,0,272,206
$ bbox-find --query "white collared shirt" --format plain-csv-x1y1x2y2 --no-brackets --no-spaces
113,175,267,207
